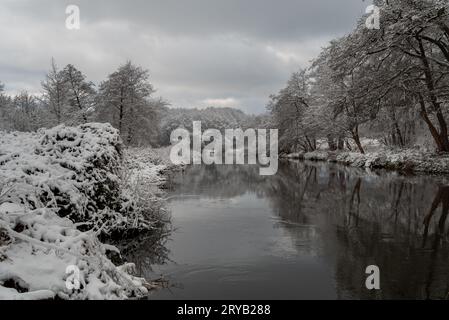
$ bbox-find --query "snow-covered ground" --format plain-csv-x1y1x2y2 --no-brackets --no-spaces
282,139,449,174
333,150,449,174
0,123,171,299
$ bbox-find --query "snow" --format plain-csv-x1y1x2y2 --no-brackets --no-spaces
0,123,170,299
334,150,449,174
303,150,329,161
282,139,449,174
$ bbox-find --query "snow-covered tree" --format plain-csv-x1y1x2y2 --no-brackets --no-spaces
41,59,70,125
268,70,320,152
97,61,156,145
61,64,96,124
10,91,43,131
267,0,449,153
357,0,449,151
313,35,389,154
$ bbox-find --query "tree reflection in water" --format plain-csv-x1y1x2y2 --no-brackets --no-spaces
138,161,449,299
272,161,449,299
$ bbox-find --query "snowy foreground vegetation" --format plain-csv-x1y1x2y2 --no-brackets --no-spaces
0,123,171,299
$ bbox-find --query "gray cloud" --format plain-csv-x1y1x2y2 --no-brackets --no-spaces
0,0,368,114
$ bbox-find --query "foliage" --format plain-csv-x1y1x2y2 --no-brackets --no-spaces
269,0,449,154
0,123,171,299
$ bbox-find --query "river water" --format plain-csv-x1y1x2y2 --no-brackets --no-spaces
139,160,449,299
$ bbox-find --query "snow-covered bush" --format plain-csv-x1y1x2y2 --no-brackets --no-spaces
335,152,368,167
0,123,168,299
335,150,449,174
0,123,162,237
114,147,173,263
1,124,120,225
303,150,329,161
115,147,172,239
0,203,151,299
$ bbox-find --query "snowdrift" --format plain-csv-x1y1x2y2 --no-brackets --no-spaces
0,123,163,299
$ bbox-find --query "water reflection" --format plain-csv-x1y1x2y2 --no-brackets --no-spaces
140,161,449,299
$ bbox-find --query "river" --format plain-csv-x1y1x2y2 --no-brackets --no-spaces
137,160,449,299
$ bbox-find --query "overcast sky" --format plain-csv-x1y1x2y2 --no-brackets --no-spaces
0,0,368,114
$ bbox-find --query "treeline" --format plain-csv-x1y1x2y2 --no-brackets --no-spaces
158,107,269,145
0,59,268,147
269,0,449,154
0,59,165,146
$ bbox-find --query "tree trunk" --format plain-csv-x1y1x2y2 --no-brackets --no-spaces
337,138,344,150
74,93,87,123
351,126,365,154
390,109,404,147
328,135,337,151
69,72,87,123
393,121,404,147
418,94,445,152
346,139,353,152
118,104,123,133
118,87,125,134
127,126,133,145
305,135,316,151
417,38,449,152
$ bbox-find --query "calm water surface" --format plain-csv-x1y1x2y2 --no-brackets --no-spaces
136,161,449,299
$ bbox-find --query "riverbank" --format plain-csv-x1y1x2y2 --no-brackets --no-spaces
281,149,449,175
0,123,175,299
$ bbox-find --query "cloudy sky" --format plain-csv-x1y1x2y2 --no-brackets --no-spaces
0,0,368,114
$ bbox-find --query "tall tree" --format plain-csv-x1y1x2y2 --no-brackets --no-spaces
268,70,318,152
312,38,381,154
61,64,96,124
361,0,449,151
97,61,155,144
41,59,69,125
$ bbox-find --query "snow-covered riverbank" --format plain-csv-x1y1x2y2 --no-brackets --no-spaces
282,149,449,175
0,123,173,299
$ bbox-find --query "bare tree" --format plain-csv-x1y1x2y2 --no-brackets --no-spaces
41,59,69,125
97,61,155,145
268,70,319,153
11,91,42,131
61,64,96,124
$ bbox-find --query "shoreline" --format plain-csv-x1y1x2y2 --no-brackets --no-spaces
280,150,449,175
